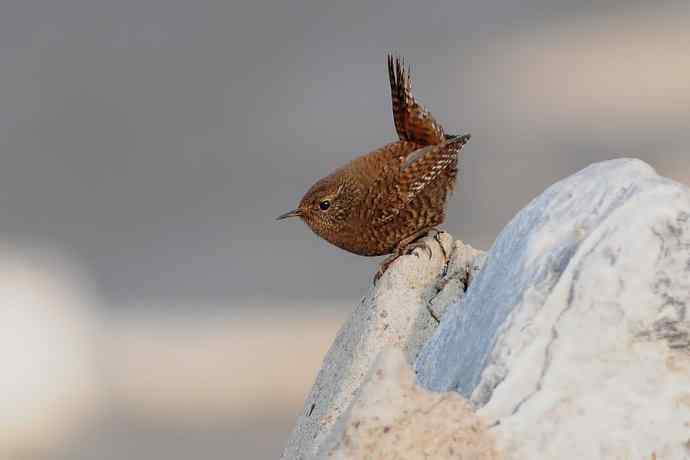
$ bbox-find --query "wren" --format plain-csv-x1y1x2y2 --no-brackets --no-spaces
278,55,470,280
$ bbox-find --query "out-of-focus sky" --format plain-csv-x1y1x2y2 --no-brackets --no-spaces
0,0,688,459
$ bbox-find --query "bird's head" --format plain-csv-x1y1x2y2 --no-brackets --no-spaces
277,176,354,238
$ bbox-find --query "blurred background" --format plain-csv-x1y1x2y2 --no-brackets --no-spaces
0,0,688,458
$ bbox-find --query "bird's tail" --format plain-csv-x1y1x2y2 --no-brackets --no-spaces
387,54,446,146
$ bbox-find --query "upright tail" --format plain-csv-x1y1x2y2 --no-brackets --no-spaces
387,54,446,146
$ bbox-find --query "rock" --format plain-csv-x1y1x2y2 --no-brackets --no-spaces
316,347,501,460
281,232,485,459
415,159,690,459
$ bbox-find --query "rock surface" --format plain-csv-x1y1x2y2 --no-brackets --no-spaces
415,159,690,459
316,347,501,460
281,232,485,459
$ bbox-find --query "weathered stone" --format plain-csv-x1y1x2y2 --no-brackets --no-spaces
317,347,501,460
281,233,485,459
416,159,690,459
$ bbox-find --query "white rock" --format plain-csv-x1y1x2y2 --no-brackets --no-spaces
416,159,690,459
317,347,501,460
282,232,485,459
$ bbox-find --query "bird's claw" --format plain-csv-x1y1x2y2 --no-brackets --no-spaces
373,229,447,284
373,257,395,283
403,241,433,260
373,238,437,284
430,229,448,260
373,268,383,284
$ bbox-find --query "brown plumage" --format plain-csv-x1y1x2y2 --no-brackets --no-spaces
278,54,470,279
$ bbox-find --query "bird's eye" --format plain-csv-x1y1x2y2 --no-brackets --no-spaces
319,200,331,211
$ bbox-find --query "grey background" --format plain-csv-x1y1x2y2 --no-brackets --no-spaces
0,1,689,459
2,0,688,306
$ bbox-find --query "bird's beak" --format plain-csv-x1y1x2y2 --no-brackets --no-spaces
276,209,301,220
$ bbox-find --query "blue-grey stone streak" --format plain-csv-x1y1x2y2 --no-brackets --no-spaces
415,158,660,398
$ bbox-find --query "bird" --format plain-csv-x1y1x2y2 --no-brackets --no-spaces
277,54,470,281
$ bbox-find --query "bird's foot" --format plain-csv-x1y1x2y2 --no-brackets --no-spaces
403,240,433,259
373,254,398,283
428,228,448,260
373,227,443,283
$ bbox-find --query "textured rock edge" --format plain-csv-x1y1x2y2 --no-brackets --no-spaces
316,347,501,460
414,158,690,459
281,232,485,459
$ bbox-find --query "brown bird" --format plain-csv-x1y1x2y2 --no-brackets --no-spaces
278,55,470,280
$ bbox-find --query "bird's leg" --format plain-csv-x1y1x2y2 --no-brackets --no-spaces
399,230,436,260
428,227,448,260
398,227,453,261
373,227,435,283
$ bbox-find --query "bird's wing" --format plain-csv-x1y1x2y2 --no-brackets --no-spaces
372,135,470,226
388,54,446,146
